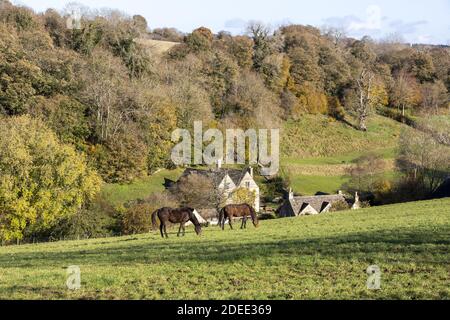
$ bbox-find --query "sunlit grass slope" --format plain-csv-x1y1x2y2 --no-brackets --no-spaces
1,198,448,300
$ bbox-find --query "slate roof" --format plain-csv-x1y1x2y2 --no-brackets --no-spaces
432,177,450,199
289,194,346,214
178,167,250,187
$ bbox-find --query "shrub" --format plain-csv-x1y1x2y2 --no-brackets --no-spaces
258,213,277,220
32,208,115,242
330,200,350,212
121,192,178,235
122,202,154,235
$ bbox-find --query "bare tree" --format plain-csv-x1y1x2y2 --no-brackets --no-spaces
397,126,450,194
172,174,225,211
355,68,374,131
246,21,272,71
420,81,448,114
391,69,419,117
322,26,347,48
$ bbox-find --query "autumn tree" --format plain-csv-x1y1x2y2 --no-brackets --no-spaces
150,27,184,42
396,125,450,196
225,71,280,128
247,22,272,72
81,48,129,142
222,35,254,69
185,27,214,53
409,51,436,83
322,26,347,48
0,116,101,242
349,38,385,131
390,69,420,117
231,188,256,207
0,25,43,115
122,192,178,234
31,95,90,149
172,174,225,210
429,48,450,92
420,81,448,113
328,96,345,120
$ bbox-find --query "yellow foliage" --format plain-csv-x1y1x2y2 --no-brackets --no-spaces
0,116,101,242
370,80,389,108
291,83,329,117
231,188,256,207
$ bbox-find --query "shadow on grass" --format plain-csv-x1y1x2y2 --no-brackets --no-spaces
1,224,449,269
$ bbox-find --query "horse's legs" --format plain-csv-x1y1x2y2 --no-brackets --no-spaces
221,215,225,230
244,216,248,229
241,216,246,229
164,224,169,238
177,223,183,237
159,222,165,238
182,223,186,236
229,217,233,230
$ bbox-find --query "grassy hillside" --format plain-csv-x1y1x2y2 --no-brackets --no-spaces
281,114,405,158
137,38,179,56
1,198,449,300
280,115,405,195
100,169,183,206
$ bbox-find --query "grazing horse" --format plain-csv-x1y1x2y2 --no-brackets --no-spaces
219,204,259,230
152,207,202,239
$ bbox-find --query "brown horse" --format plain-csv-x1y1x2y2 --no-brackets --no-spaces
152,207,202,238
219,204,259,230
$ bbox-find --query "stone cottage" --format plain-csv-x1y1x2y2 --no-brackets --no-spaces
277,189,353,217
166,161,260,212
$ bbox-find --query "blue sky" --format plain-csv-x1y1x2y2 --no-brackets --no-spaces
12,0,450,44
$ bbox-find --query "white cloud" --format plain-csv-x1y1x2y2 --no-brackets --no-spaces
348,5,382,31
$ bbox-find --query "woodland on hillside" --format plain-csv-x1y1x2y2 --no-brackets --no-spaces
0,1,449,242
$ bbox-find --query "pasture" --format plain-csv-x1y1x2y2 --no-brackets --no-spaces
0,198,449,300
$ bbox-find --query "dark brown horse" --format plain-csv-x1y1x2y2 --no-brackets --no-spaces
219,204,259,230
152,207,202,238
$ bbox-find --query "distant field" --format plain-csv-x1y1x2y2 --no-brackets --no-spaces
101,169,183,206
136,38,179,56
282,148,398,195
288,174,350,195
1,198,448,299
280,114,404,195
281,114,405,158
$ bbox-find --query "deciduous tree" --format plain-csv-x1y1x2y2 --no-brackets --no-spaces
0,116,101,242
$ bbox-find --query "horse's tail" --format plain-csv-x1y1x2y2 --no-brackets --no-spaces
151,209,159,231
249,204,259,227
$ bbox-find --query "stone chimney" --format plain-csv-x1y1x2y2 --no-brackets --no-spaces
288,188,294,200
352,192,361,210
249,167,254,177
217,159,222,170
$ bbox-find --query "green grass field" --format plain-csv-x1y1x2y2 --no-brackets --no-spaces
279,114,404,195
100,169,183,206
1,199,449,300
281,114,404,159
282,147,398,195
